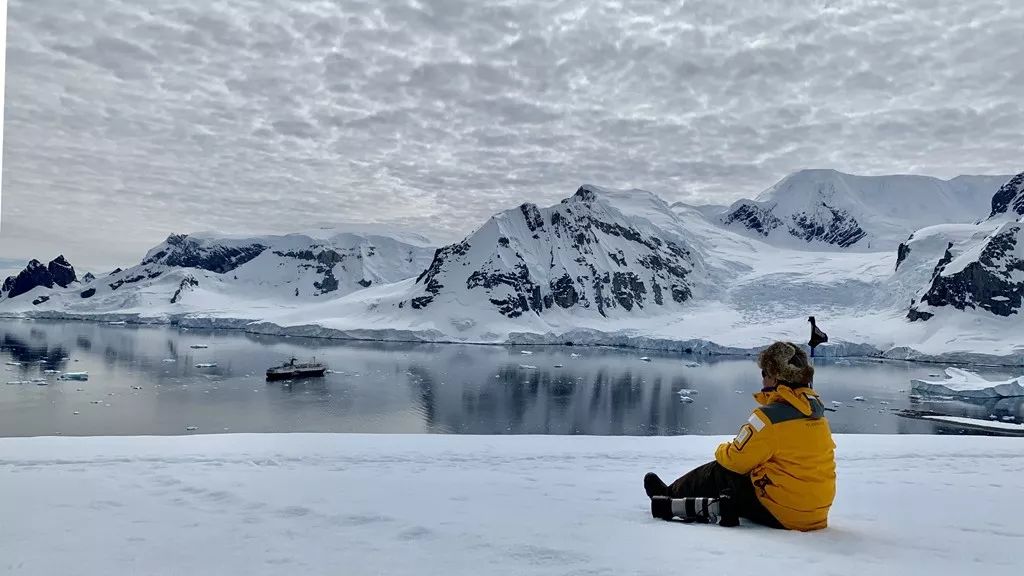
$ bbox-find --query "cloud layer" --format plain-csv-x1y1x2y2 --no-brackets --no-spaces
3,0,1024,269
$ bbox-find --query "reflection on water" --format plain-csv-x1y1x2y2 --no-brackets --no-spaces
0,318,1020,437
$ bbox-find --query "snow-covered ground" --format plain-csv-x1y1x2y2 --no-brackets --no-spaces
1,433,1021,575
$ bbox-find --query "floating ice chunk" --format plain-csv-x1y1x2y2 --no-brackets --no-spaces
911,368,1024,398
640,357,651,362
195,363,217,368
59,372,89,380
679,396,694,403
854,396,866,402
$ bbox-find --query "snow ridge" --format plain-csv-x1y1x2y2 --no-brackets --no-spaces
719,169,1010,250
2,230,436,316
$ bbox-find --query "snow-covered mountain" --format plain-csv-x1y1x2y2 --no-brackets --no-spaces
905,172,1024,320
4,172,1024,363
403,185,708,321
0,255,79,304
0,228,436,316
717,170,1011,250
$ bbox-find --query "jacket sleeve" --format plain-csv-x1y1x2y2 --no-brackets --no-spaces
715,410,774,475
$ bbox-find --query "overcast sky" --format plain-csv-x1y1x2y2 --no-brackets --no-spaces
2,0,1023,273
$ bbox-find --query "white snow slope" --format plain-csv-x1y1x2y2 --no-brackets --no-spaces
717,169,1010,250
0,433,1021,576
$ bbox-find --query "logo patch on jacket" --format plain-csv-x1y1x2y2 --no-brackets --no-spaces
733,424,754,450
748,412,767,431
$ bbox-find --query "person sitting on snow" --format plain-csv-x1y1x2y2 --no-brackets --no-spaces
643,341,836,531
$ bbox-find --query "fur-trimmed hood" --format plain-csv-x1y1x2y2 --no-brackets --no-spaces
758,341,814,386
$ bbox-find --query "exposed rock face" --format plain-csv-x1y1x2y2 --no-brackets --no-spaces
142,234,267,273
722,199,866,248
908,223,1024,319
410,241,471,310
907,171,1024,321
989,172,1024,219
788,204,866,247
721,203,784,237
47,256,77,287
1,256,78,299
170,275,200,304
896,241,911,271
403,185,700,319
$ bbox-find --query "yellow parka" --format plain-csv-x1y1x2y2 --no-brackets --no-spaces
715,384,837,531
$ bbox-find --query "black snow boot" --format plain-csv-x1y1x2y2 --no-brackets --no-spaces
644,472,668,499
651,496,674,520
716,490,739,527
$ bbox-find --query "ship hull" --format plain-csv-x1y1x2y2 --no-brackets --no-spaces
265,368,326,381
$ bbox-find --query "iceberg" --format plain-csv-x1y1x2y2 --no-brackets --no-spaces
910,367,1024,398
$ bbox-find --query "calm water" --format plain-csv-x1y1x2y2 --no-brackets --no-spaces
0,319,1021,437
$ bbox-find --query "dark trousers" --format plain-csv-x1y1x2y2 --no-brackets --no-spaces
667,461,784,529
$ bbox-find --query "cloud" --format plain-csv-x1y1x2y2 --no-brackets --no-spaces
3,0,1023,270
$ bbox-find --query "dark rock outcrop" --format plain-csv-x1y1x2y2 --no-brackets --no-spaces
896,241,911,271
47,255,77,287
411,241,471,309
989,172,1024,218
2,256,78,299
142,234,266,273
909,225,1024,319
723,200,865,248
722,203,783,236
170,276,200,304
788,204,866,247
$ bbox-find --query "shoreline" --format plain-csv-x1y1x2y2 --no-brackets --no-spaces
4,310,1022,368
